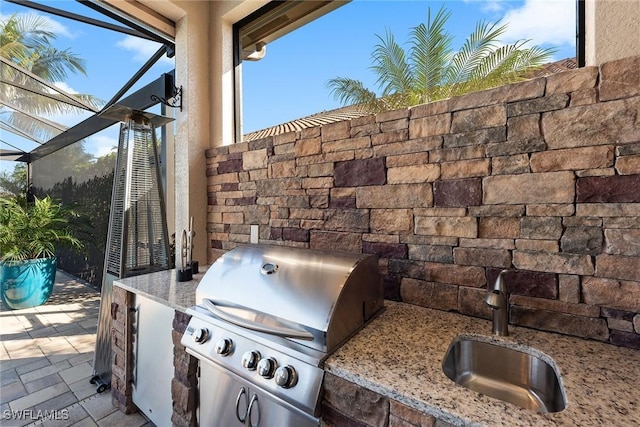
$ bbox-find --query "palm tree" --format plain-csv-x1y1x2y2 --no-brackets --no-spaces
0,163,27,196
0,13,102,143
327,6,555,113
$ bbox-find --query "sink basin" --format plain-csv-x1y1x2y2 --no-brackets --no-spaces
442,337,566,413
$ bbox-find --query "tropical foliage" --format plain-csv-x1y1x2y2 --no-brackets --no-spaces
0,13,103,143
38,171,113,286
0,195,85,262
0,163,27,196
327,6,555,113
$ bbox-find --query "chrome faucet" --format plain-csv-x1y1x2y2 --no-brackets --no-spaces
485,269,509,336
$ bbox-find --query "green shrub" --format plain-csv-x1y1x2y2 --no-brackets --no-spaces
0,195,85,262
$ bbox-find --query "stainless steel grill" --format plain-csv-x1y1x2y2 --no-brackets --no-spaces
182,244,383,427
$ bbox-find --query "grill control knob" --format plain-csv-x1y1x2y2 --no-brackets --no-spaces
242,351,261,370
275,366,298,388
215,338,233,356
257,357,277,379
191,328,209,344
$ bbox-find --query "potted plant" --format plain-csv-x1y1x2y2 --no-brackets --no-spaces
0,195,84,309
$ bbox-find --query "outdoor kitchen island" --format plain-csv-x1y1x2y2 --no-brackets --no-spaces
111,269,640,427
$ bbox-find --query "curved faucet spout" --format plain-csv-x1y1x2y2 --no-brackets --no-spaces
486,269,509,336
486,289,504,309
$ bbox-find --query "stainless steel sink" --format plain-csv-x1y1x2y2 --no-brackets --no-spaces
442,337,566,413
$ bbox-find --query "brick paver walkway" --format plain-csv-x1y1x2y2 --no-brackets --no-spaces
1,271,151,427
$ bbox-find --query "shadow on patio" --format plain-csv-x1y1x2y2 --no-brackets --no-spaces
1,271,152,427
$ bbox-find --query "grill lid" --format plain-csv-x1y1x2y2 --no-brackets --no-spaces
195,245,383,353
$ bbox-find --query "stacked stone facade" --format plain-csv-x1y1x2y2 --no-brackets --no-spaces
322,373,454,427
172,311,199,427
110,288,198,424
111,286,135,413
206,55,640,349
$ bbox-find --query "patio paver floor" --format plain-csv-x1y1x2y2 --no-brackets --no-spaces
1,271,153,427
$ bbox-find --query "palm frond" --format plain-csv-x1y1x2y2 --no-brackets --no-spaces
446,20,508,86
370,30,413,97
508,45,556,75
465,41,555,94
326,77,378,108
410,5,453,103
0,14,55,62
0,196,84,261
28,47,87,80
13,14,56,51
324,5,557,113
4,88,99,115
1,14,88,82
0,108,65,143
0,41,29,63
449,43,520,95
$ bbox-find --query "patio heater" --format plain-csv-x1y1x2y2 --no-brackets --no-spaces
90,105,172,393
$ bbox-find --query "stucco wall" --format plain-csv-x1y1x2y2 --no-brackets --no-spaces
205,55,640,349
585,0,640,65
170,1,269,265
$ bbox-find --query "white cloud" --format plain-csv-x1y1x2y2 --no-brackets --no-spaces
1,12,76,39
500,0,575,47
85,134,118,158
41,81,89,125
41,15,76,39
482,1,506,13
462,0,508,14
116,36,174,65
41,83,96,128
52,81,79,95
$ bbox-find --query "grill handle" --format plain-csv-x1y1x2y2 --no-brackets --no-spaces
235,387,248,423
202,299,314,340
248,394,260,427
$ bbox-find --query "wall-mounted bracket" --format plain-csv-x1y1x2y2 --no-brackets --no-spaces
152,85,182,111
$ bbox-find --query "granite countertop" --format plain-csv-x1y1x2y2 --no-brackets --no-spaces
325,301,640,427
113,268,206,312
113,270,639,425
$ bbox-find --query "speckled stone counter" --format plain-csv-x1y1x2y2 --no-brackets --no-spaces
325,301,640,427
113,268,206,312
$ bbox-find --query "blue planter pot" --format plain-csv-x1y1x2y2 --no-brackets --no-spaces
0,257,57,310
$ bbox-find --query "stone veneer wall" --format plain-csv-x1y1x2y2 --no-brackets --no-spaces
110,288,198,425
205,55,640,349
322,373,454,427
172,311,199,427
111,286,135,413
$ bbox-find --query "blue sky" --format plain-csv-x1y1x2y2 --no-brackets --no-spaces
1,0,173,164
1,0,575,173
243,0,576,133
